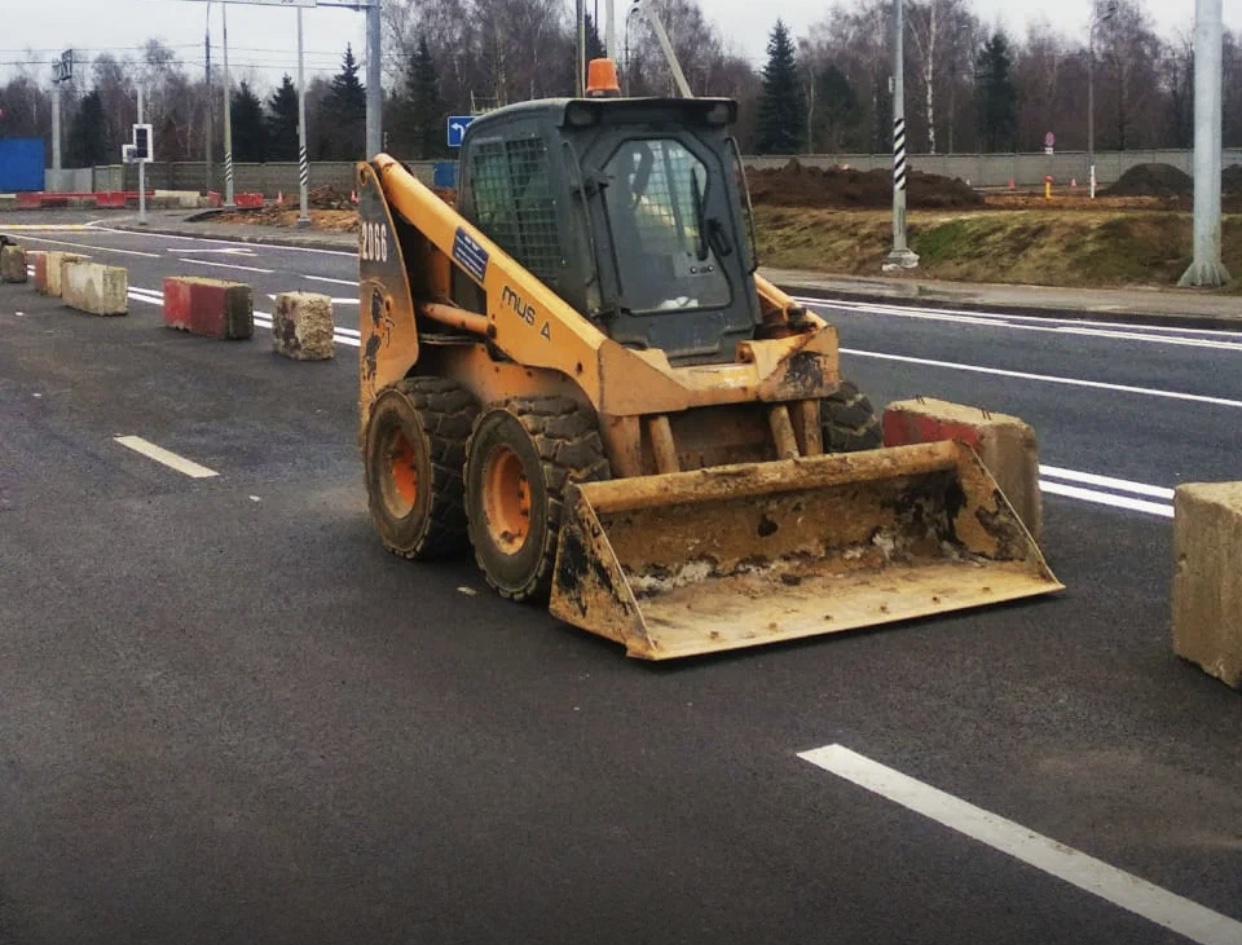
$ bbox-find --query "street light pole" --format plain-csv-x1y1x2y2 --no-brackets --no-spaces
1087,26,1096,198
1087,2,1117,199
1179,0,1230,287
885,0,918,270
365,0,382,157
297,7,311,226
205,1,213,194
222,2,235,207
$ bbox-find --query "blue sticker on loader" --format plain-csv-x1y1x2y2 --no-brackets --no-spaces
452,227,489,283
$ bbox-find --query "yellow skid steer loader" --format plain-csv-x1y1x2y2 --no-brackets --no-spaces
356,66,1061,659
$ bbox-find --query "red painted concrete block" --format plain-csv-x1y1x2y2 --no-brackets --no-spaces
163,276,254,340
34,253,48,292
234,193,264,209
883,398,1042,541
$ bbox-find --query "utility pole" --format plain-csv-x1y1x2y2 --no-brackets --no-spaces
138,84,148,226
885,0,919,270
1180,0,1230,287
576,0,587,95
297,7,311,226
1087,2,1116,199
365,0,382,157
222,2,235,207
205,2,213,194
605,0,616,57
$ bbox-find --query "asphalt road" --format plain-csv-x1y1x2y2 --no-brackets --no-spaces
0,221,1239,945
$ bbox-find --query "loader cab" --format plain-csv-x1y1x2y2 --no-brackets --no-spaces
456,96,762,365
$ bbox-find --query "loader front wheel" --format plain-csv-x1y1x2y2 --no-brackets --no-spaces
365,377,478,559
821,378,883,453
465,398,610,602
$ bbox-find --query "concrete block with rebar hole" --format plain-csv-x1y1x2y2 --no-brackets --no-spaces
0,244,27,283
272,291,335,361
62,261,128,316
162,276,253,340
882,398,1042,542
1173,483,1242,689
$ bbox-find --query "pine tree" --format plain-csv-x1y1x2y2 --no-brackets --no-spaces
320,44,367,159
266,75,300,161
755,21,804,155
975,32,1017,153
813,64,860,153
399,35,445,160
67,89,110,167
231,80,268,163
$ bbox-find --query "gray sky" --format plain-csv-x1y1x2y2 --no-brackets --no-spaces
0,0,1232,90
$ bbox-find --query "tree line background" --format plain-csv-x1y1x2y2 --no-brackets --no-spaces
0,0,1239,167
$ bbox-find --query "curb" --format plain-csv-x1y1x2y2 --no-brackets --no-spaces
773,280,1242,333
109,222,354,253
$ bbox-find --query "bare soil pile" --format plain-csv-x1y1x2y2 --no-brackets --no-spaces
1102,163,1193,199
746,159,983,210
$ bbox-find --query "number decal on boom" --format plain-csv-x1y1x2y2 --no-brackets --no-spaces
360,221,389,264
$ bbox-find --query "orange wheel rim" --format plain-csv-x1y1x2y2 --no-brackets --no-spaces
385,429,418,516
483,445,531,554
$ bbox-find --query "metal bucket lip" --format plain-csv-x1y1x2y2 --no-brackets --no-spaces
553,440,1063,660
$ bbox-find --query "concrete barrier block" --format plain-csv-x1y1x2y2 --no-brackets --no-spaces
1173,483,1242,689
62,261,128,316
36,252,89,297
0,244,27,283
272,292,335,360
163,276,253,340
883,398,1042,541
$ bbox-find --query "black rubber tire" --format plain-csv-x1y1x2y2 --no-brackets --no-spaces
465,397,610,602
822,378,883,452
364,376,478,559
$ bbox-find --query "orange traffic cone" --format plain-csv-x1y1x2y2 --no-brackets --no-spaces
1008,178,1016,191
276,191,285,206
350,189,359,204
1070,178,1078,190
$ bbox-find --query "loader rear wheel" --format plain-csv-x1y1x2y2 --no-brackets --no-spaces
822,378,883,452
365,377,479,559
465,397,610,603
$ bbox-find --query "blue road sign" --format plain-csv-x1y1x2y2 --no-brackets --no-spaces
446,116,475,148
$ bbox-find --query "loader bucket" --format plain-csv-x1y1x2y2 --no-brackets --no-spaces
549,440,1062,660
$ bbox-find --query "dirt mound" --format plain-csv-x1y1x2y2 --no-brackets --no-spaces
307,184,355,210
1224,164,1242,195
1103,163,1193,199
746,159,983,210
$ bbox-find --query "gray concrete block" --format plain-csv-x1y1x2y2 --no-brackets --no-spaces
272,292,335,361
1173,483,1242,689
62,261,128,316
0,244,27,283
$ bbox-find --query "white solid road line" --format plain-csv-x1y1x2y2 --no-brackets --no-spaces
1040,465,1176,500
182,258,275,275
841,347,1242,410
89,227,355,257
125,289,360,346
114,435,219,479
266,293,357,306
1041,481,1174,518
12,234,162,258
799,744,1242,945
800,297,1242,340
302,275,358,286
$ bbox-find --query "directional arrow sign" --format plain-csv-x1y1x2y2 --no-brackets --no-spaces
446,116,475,148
